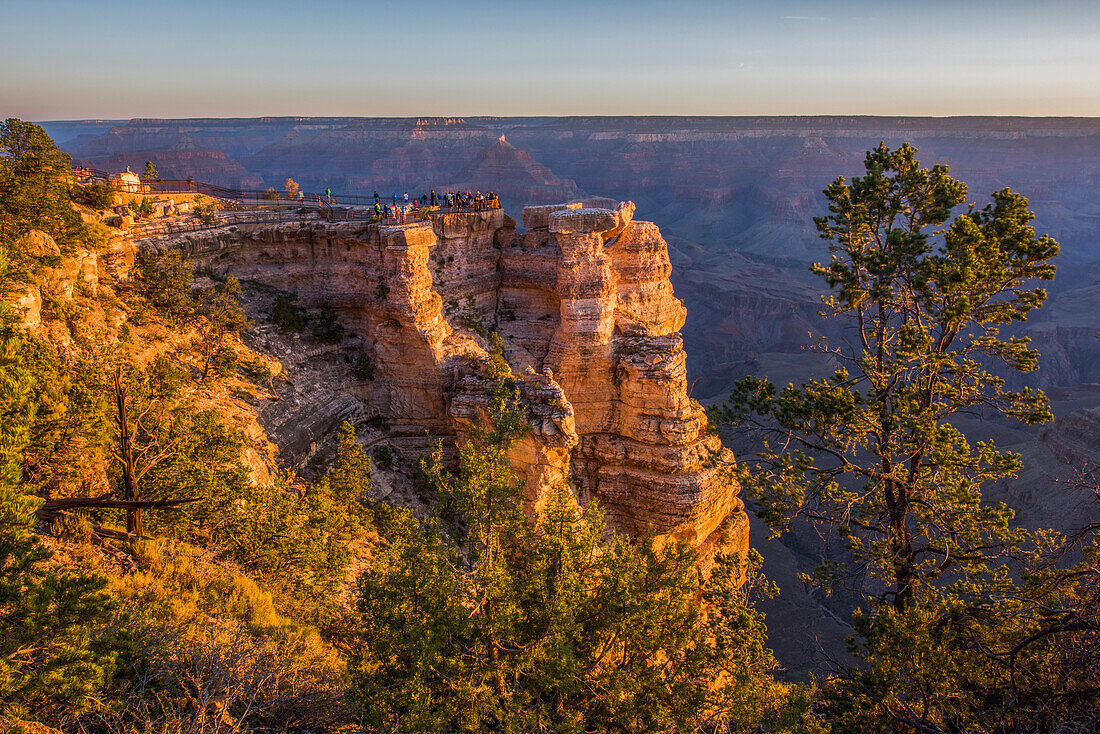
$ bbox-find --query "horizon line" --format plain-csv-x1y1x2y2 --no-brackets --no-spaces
35,114,1100,124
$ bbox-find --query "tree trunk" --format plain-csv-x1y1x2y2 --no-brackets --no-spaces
114,367,142,538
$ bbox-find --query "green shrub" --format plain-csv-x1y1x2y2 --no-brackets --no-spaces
271,292,308,332
353,352,374,381
78,181,116,210
242,354,273,382
84,220,112,251
310,301,344,344
375,445,394,470
193,196,219,223
51,511,97,544
137,196,156,218
132,249,197,323
213,346,238,377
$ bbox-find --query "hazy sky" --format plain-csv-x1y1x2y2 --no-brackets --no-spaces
5,0,1100,119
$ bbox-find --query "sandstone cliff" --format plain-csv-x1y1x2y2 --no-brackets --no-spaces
138,203,747,554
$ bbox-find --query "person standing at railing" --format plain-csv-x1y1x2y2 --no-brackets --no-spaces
430,189,437,206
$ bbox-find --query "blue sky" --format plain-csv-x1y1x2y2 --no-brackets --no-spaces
4,0,1099,119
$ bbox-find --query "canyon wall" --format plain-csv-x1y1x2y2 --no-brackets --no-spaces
140,204,747,553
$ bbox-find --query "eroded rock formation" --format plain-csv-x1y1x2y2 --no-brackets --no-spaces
140,203,747,554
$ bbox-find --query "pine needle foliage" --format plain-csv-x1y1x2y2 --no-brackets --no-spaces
714,142,1059,613
713,143,1081,732
350,363,810,733
0,302,116,723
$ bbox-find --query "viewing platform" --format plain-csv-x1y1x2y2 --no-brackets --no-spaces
73,166,502,229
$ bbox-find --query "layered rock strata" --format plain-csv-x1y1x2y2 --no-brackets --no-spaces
141,203,746,553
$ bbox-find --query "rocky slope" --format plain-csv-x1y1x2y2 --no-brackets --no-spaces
136,203,747,554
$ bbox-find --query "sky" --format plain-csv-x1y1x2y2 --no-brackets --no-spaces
4,0,1100,119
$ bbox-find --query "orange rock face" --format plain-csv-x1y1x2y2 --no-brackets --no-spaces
157,203,747,556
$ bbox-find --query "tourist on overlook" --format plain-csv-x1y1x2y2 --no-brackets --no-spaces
403,191,409,204
430,189,437,206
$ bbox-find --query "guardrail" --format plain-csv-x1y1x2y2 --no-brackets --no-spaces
73,166,502,213
76,166,505,232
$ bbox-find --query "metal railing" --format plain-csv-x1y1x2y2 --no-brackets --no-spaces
74,166,502,213
75,167,504,232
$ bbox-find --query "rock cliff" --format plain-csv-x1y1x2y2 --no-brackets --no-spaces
140,203,747,554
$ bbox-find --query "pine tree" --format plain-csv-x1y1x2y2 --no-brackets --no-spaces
0,301,115,723
0,119,84,250
141,161,160,183
714,143,1066,731
349,346,806,732
197,276,250,380
715,142,1058,613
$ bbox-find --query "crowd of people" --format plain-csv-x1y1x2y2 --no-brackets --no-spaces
365,189,501,223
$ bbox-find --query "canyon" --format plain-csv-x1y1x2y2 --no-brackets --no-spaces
136,203,747,557
47,115,1100,676
49,115,1100,398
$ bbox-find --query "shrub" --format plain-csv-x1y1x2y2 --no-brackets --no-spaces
50,511,97,544
353,352,374,381
136,196,156,218
132,249,196,323
84,220,112,251
310,302,345,344
193,195,220,223
375,445,394,470
78,181,116,209
241,354,273,383
213,346,238,377
271,292,308,332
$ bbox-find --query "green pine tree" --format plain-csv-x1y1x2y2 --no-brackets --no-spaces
0,300,116,724
197,276,250,381
141,161,160,183
350,346,808,732
0,119,85,251
714,143,1066,731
